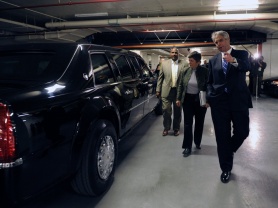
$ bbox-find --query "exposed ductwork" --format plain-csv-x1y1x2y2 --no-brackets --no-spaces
14,29,95,42
45,13,278,30
0,18,45,31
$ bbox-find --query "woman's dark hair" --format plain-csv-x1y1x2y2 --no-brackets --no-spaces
187,51,201,62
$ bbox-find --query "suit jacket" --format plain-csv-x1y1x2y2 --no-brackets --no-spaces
207,49,253,110
252,60,267,77
176,65,209,103
156,59,187,98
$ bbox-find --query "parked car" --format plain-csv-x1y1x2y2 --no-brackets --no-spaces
0,41,159,207
261,76,278,97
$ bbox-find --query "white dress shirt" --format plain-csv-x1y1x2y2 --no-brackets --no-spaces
171,60,179,87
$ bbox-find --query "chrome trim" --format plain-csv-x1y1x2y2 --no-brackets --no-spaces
0,158,23,169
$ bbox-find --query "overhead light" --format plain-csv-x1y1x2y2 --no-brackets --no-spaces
218,0,259,11
75,12,108,18
191,48,201,53
254,53,259,59
143,29,179,33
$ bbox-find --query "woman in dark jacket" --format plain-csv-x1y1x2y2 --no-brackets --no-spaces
176,51,209,157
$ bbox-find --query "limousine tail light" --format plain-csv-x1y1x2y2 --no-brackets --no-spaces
0,103,16,163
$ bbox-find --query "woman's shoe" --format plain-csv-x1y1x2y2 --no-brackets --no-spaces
182,148,191,157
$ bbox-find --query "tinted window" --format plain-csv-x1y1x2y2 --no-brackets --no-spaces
90,54,115,84
129,56,141,78
112,54,133,80
137,57,151,78
0,52,54,81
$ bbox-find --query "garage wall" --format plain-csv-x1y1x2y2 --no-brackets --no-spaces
135,42,277,79
263,35,278,78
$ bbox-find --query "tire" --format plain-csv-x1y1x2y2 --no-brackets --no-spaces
71,119,118,196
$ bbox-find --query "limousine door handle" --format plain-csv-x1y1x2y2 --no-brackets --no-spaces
82,97,91,100
124,89,133,95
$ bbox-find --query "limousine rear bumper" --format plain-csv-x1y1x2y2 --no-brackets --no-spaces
0,158,23,169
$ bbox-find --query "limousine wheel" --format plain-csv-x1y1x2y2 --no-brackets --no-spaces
71,119,118,196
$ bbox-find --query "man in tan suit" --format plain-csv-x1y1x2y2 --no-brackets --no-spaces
156,47,187,136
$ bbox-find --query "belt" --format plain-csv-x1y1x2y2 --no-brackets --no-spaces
186,93,198,97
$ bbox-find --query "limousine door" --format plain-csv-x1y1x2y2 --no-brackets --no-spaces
110,53,146,136
135,57,159,114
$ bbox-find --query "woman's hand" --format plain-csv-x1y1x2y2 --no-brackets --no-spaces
204,103,210,108
176,100,181,107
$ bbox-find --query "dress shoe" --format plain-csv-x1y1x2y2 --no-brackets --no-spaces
162,130,168,136
196,145,201,149
182,148,191,157
174,129,180,136
220,171,231,183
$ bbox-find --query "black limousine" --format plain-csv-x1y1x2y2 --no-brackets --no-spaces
261,76,278,97
0,41,159,206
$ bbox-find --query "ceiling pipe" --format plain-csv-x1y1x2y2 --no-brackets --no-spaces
0,18,45,30
253,21,278,31
115,42,215,49
0,0,126,11
45,13,278,29
14,29,94,41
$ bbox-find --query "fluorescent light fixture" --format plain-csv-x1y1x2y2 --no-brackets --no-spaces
143,29,179,33
218,0,259,11
75,12,108,18
190,48,201,53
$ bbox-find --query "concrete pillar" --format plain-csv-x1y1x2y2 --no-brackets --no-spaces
151,54,160,70
257,43,262,57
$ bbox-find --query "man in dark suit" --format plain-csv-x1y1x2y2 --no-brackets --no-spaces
251,55,267,97
156,47,187,136
207,31,253,183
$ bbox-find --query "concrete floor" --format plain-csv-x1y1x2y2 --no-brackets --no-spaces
23,95,278,208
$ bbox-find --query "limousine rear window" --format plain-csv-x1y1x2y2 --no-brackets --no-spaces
0,52,57,81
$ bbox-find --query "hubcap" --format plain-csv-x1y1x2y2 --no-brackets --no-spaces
97,135,115,180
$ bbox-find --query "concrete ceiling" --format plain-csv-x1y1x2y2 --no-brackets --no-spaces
1,0,278,57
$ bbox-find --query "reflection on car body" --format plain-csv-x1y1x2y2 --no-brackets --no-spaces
0,41,159,207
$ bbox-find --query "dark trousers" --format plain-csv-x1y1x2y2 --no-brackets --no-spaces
182,93,207,149
248,75,253,94
210,94,250,172
252,76,263,96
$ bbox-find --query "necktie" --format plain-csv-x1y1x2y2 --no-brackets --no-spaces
222,59,228,74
